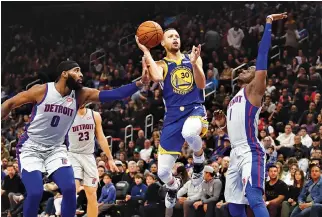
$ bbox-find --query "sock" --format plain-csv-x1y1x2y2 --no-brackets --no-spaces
21,170,44,217
193,152,205,164
51,167,76,217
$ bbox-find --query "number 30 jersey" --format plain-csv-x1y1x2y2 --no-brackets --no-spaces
67,108,96,154
26,82,78,147
226,88,262,151
160,54,204,110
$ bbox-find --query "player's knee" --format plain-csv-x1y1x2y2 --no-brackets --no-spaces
245,183,264,209
85,187,97,202
182,118,202,139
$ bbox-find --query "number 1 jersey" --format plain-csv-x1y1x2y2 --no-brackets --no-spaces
26,82,78,147
67,108,96,154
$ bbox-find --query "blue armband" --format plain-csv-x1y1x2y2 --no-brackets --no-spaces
98,82,139,102
256,23,272,71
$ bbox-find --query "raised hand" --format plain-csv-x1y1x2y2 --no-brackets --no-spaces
267,12,287,22
190,44,201,64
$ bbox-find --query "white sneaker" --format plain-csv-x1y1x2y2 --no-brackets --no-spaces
165,178,181,208
191,163,204,186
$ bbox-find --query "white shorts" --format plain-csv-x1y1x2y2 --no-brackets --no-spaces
224,145,266,205
68,152,98,187
18,138,70,176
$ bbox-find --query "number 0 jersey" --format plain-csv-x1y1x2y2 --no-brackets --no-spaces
67,108,96,154
160,54,204,110
226,88,263,151
26,82,78,147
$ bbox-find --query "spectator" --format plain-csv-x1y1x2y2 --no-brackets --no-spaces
139,173,162,217
281,169,305,217
1,164,25,211
166,179,202,217
290,164,322,217
136,130,146,150
189,166,222,217
140,139,153,163
276,124,295,157
264,165,288,217
97,173,116,215
227,21,244,50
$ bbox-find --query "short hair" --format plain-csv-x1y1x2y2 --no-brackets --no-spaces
97,166,105,171
103,173,112,179
268,165,278,171
135,173,144,180
145,173,156,180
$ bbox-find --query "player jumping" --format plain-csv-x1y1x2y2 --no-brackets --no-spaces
214,13,287,217
136,28,208,208
1,60,148,217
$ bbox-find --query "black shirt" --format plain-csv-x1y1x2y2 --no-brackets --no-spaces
2,174,25,194
265,179,288,201
288,185,302,201
144,182,162,204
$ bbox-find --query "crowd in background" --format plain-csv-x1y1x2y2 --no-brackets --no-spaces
1,2,322,217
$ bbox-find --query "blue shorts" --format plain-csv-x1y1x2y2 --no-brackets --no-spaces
159,104,208,155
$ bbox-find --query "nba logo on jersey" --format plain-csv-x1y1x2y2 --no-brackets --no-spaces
92,178,97,185
61,158,68,165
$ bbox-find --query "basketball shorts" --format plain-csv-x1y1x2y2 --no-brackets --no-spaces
159,104,208,155
16,133,71,176
224,144,266,204
68,152,99,187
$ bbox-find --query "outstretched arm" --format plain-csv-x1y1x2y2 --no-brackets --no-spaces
1,84,45,120
247,13,287,106
82,63,149,104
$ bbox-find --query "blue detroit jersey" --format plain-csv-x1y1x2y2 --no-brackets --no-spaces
160,54,204,109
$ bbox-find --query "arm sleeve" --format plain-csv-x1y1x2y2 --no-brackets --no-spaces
177,182,188,198
255,22,272,70
98,83,139,102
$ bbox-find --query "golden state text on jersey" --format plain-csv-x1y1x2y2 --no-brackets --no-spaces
160,54,204,108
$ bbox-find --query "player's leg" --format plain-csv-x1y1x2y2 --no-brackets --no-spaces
46,147,77,217
181,116,207,186
19,142,46,217
82,154,99,217
21,170,44,217
225,150,247,217
157,153,179,208
50,167,77,217
244,151,269,217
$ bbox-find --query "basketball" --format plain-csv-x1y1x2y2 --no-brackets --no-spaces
136,21,163,48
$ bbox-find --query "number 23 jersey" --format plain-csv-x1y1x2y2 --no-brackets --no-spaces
67,109,96,154
26,82,78,147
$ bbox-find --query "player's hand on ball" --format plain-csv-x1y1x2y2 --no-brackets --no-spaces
190,44,201,64
108,159,119,173
135,36,150,53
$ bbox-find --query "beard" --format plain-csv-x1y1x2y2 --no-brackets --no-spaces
66,75,83,90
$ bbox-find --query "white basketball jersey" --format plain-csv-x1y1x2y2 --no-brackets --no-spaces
226,88,262,149
26,82,78,147
68,109,96,154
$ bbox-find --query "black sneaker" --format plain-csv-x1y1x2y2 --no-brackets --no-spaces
191,163,204,186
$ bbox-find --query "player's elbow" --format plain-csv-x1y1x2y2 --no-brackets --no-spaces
151,73,163,82
196,81,206,89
